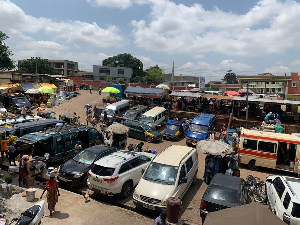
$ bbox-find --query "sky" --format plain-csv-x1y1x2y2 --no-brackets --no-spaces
1,0,300,82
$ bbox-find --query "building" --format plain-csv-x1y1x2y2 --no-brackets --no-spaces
237,73,291,96
49,60,78,76
164,74,204,87
93,65,133,83
207,81,241,92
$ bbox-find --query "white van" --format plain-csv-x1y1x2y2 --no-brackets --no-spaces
101,100,130,122
133,145,198,211
140,107,166,129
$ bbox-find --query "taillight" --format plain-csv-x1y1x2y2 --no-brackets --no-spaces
200,200,207,216
103,176,119,183
200,200,207,209
87,171,91,177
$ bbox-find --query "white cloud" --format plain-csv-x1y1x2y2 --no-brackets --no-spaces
131,0,300,57
86,0,133,9
264,65,290,75
0,0,124,49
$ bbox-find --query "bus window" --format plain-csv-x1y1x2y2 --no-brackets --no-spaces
258,141,277,153
243,139,257,150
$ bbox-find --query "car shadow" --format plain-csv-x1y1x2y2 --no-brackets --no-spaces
50,211,69,219
179,178,203,217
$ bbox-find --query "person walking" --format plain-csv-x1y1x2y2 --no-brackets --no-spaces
98,86,102,95
40,173,60,216
19,155,29,187
89,85,92,94
7,142,16,166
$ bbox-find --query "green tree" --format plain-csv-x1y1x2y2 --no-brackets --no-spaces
18,57,58,74
0,31,15,71
146,65,164,85
118,78,125,84
102,53,143,81
105,74,113,82
223,70,238,84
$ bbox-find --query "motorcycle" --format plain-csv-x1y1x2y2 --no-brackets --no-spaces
9,200,45,225
245,174,267,204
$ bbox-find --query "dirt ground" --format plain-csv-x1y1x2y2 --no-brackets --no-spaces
3,89,292,224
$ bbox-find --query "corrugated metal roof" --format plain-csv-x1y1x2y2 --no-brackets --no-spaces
170,91,203,97
125,86,164,95
233,97,300,105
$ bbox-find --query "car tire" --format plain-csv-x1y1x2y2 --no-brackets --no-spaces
121,181,133,199
248,160,256,170
146,136,152,143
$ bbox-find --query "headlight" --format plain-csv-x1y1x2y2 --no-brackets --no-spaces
73,173,84,178
133,191,139,199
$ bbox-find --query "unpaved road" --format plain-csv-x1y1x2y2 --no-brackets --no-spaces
25,89,293,225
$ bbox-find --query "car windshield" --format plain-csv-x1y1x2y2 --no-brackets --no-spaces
105,109,115,116
124,111,136,120
166,125,180,131
14,98,30,105
91,165,115,176
292,203,300,218
205,184,240,204
190,124,208,133
140,115,154,123
143,162,178,185
73,150,98,165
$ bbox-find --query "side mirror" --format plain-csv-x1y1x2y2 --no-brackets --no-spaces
180,177,187,184
141,168,145,174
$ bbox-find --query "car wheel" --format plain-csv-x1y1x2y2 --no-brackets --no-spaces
146,136,152,143
248,160,256,170
121,181,133,199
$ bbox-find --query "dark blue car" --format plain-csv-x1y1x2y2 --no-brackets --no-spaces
163,120,186,141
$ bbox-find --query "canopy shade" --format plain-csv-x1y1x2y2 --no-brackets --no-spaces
39,86,55,94
102,87,120,94
223,90,240,96
39,83,58,90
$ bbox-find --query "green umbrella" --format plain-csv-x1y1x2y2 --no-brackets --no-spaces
39,86,55,94
102,87,120,94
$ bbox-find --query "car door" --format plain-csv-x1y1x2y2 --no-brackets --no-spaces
175,165,188,199
127,158,143,186
271,177,286,216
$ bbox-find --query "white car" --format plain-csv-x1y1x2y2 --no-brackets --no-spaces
133,145,198,211
266,175,300,225
87,150,155,198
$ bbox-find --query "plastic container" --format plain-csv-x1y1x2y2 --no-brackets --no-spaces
26,188,36,202
166,197,182,223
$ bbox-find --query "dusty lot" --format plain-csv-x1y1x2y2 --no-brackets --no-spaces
16,89,292,225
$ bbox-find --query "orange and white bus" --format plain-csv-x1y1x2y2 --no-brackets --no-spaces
239,128,300,175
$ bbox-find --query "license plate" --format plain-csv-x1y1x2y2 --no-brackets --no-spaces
143,204,155,210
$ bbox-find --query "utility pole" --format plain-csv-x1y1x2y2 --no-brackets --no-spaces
245,82,249,128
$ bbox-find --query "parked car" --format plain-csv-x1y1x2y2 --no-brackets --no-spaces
162,120,187,141
133,145,198,211
200,173,248,223
266,175,300,224
87,150,155,198
124,120,162,143
57,145,118,186
123,105,148,121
